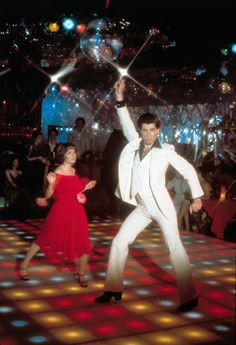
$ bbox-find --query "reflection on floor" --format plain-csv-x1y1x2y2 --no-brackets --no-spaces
0,218,235,345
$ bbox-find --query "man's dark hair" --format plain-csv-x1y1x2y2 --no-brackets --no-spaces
137,112,161,130
75,117,85,126
48,127,59,136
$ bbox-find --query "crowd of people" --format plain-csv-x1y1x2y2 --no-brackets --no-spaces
0,122,106,220
0,109,233,225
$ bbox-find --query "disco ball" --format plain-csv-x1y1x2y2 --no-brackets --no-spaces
80,18,123,63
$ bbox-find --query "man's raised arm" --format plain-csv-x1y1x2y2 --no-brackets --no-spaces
115,79,139,142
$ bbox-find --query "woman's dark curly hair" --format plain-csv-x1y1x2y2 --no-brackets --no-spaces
55,143,78,165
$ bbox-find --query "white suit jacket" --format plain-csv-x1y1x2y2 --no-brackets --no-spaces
115,106,204,219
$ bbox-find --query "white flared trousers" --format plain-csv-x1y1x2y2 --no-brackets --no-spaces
104,199,198,303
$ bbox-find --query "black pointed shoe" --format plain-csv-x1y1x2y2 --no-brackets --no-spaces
176,296,199,312
94,291,122,303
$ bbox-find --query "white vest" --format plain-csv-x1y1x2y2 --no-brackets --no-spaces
131,151,153,199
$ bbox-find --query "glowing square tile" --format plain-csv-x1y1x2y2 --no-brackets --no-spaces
32,312,75,327
31,335,51,344
123,301,159,314
99,304,133,319
87,320,129,338
155,297,178,310
146,312,190,328
34,286,63,297
217,275,235,285
142,330,188,345
16,299,54,313
150,284,177,296
0,247,19,254
0,305,15,313
61,283,85,294
50,296,76,309
219,265,235,273
200,288,235,308
2,288,36,300
136,275,159,284
68,309,100,323
87,281,105,290
14,241,29,246
195,267,221,276
203,303,234,318
50,325,96,343
131,287,155,298
172,325,222,343
122,317,158,333
106,336,151,345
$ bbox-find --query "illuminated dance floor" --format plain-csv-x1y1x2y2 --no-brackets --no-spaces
0,219,235,345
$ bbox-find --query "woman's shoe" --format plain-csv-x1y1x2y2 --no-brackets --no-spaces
19,267,30,281
94,291,122,303
73,273,88,287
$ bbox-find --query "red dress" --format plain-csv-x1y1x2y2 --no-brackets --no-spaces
35,173,91,262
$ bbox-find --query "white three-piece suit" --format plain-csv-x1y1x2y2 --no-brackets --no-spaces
104,106,204,303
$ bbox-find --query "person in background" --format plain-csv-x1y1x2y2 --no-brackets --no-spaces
95,79,204,312
68,117,90,157
19,143,96,286
166,170,191,230
167,170,190,215
4,155,29,220
197,169,212,200
46,127,60,162
27,130,50,197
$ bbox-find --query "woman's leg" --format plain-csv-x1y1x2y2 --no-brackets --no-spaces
74,254,89,287
74,254,89,275
20,242,40,269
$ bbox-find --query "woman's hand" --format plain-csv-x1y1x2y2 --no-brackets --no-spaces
76,193,87,204
84,180,97,191
36,197,48,207
40,157,50,165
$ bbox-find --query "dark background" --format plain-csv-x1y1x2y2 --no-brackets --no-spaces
0,0,234,67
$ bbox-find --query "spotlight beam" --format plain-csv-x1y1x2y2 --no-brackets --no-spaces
50,50,83,82
126,31,155,70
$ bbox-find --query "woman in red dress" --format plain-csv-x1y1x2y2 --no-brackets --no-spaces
19,143,96,287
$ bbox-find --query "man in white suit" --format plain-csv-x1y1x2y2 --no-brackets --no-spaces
95,79,203,312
